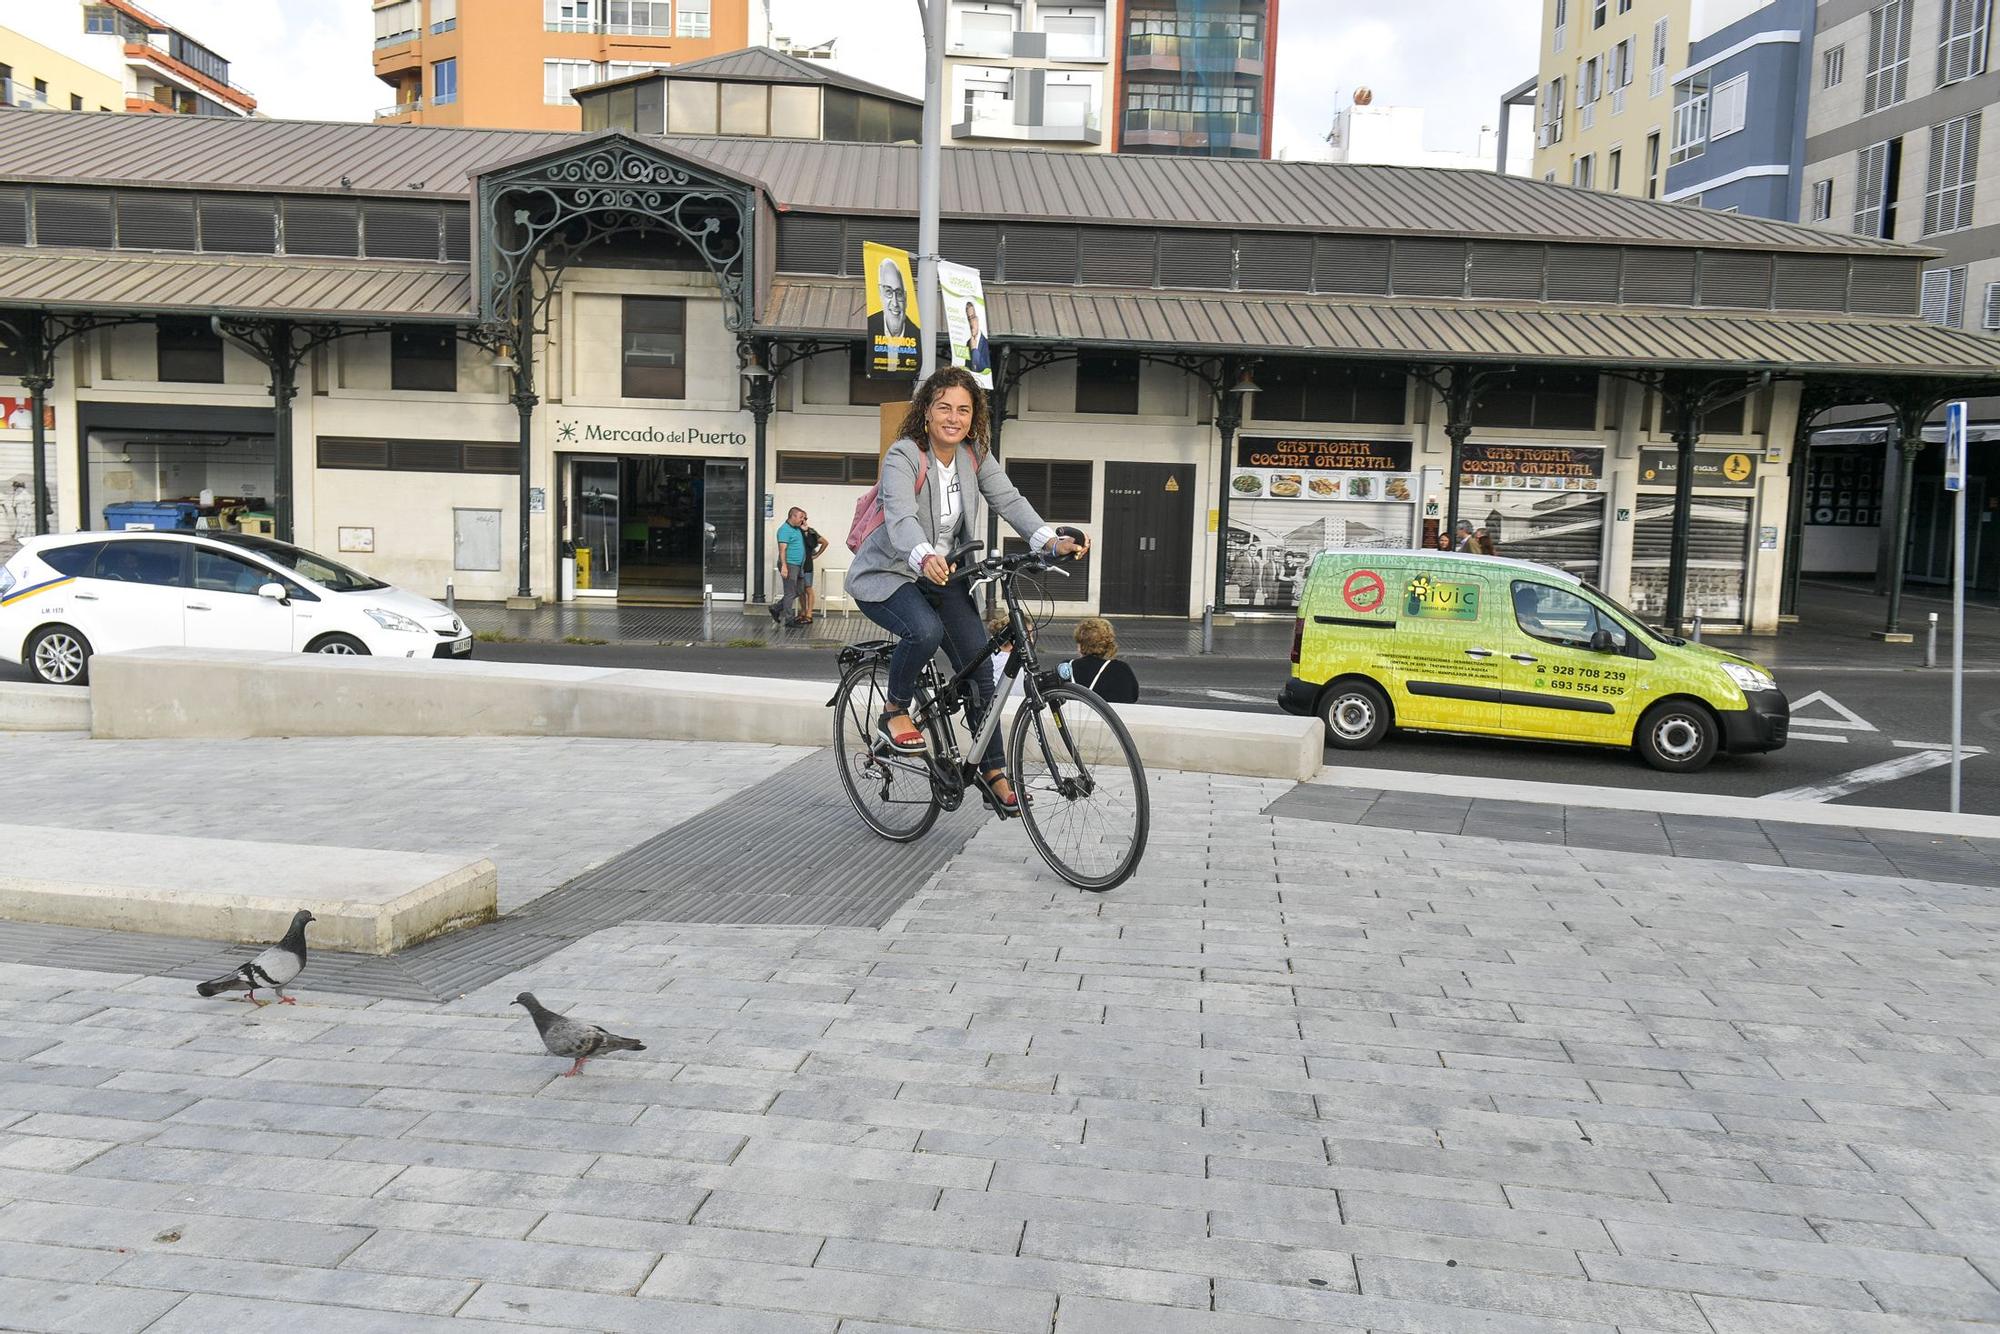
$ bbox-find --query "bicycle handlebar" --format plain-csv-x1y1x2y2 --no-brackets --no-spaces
945,527,1088,585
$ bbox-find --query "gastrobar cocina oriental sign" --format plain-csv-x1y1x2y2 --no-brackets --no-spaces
1237,436,1413,471
1458,443,1604,479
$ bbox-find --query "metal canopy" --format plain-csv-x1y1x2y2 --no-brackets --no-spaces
762,277,2000,380
0,248,471,322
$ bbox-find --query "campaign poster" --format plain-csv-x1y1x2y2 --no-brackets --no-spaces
863,241,919,379
938,259,993,389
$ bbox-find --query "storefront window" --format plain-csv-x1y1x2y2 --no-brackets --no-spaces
1455,443,1607,581
621,297,685,399
1225,436,1417,610
1627,495,1752,623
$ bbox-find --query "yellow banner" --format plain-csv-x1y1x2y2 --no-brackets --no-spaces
863,241,920,379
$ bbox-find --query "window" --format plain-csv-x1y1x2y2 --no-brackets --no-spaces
1573,153,1595,188
621,297,685,398
1709,73,1748,139
1580,55,1601,106
1924,113,1982,233
1613,38,1635,89
375,0,418,43
1921,265,1967,324
1855,137,1903,236
1609,147,1623,190
1620,0,1633,10
33,79,46,97
545,0,594,31
998,459,1093,521
668,80,719,133
432,58,457,106
1670,76,1709,164
677,0,711,37
194,549,279,596
318,437,519,474
156,317,224,383
1824,43,1846,87
1472,370,1599,431
1593,0,1608,28
41,542,106,577
1940,0,1992,83
1864,0,1913,113
91,540,185,588
1650,16,1669,96
1645,130,1661,198
1512,581,1627,652
70,94,83,110
1812,178,1834,219
1984,280,2000,328
1075,353,1139,414
85,5,117,34
846,344,908,405
1554,0,1568,51
1250,362,1406,425
430,0,458,32
721,82,769,135
957,10,1016,56
545,59,597,104
1044,13,1102,60
607,0,670,33
390,327,457,392
776,452,882,485
1540,76,1565,144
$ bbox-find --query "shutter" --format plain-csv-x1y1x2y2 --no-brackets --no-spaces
1620,248,1696,304
1004,461,1051,513
115,192,197,251
1235,232,1312,291
443,207,470,262
1984,280,2000,328
776,452,847,484
317,437,389,469
363,203,441,260
1925,120,1954,234
0,187,24,246
199,194,276,253
777,213,841,272
1158,231,1233,289
843,217,918,277
1697,251,1772,309
388,438,464,471
1391,239,1468,298
1002,223,1080,283
463,443,519,474
1312,235,1390,294
939,220,999,275
1469,241,1546,300
1002,538,1090,602
1947,266,1967,325
35,189,115,249
1079,228,1157,286
282,198,359,256
1544,244,1621,302
1048,460,1092,520
1921,267,1952,323
1848,256,1921,314
1774,254,1850,311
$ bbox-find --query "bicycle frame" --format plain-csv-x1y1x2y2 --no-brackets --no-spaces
911,565,1052,785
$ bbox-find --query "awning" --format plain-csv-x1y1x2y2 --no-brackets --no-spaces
762,277,2000,380
0,247,474,323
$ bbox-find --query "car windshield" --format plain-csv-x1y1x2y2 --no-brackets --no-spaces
1581,581,1680,644
225,537,388,592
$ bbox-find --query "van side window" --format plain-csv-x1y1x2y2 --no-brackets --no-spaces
1511,581,1625,651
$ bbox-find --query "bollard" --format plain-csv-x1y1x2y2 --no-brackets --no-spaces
1201,603,1214,655
1690,614,1702,644
1927,611,1939,669
702,584,714,643
446,580,456,616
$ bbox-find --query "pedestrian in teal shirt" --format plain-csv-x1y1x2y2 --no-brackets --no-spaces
771,507,807,627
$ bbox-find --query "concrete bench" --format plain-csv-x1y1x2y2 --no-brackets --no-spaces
0,682,90,732
89,649,1323,782
0,824,496,954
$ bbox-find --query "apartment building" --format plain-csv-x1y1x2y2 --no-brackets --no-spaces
2,1,253,118
1117,0,1275,157
946,2,1117,151
373,0,751,130
1661,0,1815,217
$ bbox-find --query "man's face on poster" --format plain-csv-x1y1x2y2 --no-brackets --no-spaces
965,304,981,340
878,261,907,334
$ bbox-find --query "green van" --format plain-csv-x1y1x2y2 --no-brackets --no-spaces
1277,551,1789,772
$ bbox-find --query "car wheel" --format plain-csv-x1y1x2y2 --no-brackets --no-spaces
307,633,370,656
26,624,92,686
1636,700,1719,773
1319,678,1392,750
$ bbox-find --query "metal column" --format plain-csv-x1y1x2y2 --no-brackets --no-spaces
1663,387,1702,636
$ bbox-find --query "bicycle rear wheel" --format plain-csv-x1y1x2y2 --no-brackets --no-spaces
1009,684,1149,891
833,659,941,842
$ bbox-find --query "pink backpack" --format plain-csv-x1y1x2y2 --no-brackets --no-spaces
846,446,976,553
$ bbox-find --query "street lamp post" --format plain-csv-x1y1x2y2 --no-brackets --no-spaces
915,0,945,380
742,345,776,603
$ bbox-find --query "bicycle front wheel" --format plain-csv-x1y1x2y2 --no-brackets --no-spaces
1009,684,1149,891
833,660,941,843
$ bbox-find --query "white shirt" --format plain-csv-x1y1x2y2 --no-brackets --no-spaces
934,454,962,539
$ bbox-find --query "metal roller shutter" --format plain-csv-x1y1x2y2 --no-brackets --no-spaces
1628,495,1751,622
198,194,276,253
35,190,115,249
1079,228,1158,286
282,198,360,257
777,214,841,273
1236,232,1313,292
1698,251,1773,309
1469,242,1546,300
116,192,197,251
1312,235,1391,295
1544,244,1621,302
1391,238,1468,297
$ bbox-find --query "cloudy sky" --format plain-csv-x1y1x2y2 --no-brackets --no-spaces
145,0,1538,160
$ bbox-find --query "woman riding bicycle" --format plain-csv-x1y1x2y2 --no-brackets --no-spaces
846,365,1087,815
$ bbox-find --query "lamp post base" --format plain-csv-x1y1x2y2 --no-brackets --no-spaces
505,595,539,611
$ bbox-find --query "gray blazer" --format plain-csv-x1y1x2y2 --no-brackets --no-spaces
845,437,1053,605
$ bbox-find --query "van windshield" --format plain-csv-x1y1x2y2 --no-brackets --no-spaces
1582,581,1681,645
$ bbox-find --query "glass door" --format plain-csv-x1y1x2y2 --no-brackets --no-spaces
570,458,619,596
703,459,747,598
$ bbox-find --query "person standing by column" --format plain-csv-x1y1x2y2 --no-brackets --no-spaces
771,506,806,626
796,511,829,626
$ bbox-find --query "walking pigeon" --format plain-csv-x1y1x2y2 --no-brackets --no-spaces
513,992,645,1077
197,910,315,1006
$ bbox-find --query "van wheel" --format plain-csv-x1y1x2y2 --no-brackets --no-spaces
26,624,92,685
1637,700,1718,773
1320,679,1391,750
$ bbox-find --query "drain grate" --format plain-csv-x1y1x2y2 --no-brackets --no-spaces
0,751,985,1003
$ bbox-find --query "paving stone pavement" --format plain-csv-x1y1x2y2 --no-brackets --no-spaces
1,763,1998,1331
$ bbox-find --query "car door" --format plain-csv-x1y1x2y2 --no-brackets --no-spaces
74,539,189,654
186,547,295,651
1382,564,1503,735
1498,578,1639,744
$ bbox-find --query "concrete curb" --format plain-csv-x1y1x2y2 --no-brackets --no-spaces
88,649,1325,783
1312,765,2000,838
0,681,90,731
0,823,498,954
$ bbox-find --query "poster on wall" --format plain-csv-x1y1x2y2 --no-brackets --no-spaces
862,241,920,379
938,259,992,389
0,398,53,431
1805,444,1883,526
1225,436,1418,611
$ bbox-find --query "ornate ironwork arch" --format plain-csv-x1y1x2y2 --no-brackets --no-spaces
475,133,757,334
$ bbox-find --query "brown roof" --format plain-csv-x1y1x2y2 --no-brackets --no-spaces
762,277,2000,379
578,46,920,106
0,112,1913,254
0,247,472,321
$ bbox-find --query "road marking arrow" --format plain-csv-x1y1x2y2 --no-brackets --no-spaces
1763,749,1962,802
1786,690,1878,733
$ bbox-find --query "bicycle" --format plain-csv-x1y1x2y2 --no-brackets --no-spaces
828,539,1150,892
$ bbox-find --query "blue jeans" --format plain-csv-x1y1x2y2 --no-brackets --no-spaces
857,578,1004,773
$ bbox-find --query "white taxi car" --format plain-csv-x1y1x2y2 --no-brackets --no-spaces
0,530,472,685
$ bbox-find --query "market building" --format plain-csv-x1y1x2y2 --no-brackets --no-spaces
0,109,1995,634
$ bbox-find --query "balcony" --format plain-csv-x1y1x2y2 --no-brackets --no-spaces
953,105,1103,145
1120,108,1262,152
0,79,54,110
1123,33,1264,75
375,99,422,120
545,20,671,35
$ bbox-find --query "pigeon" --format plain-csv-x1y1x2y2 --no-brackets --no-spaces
196,910,315,1006
513,992,645,1077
